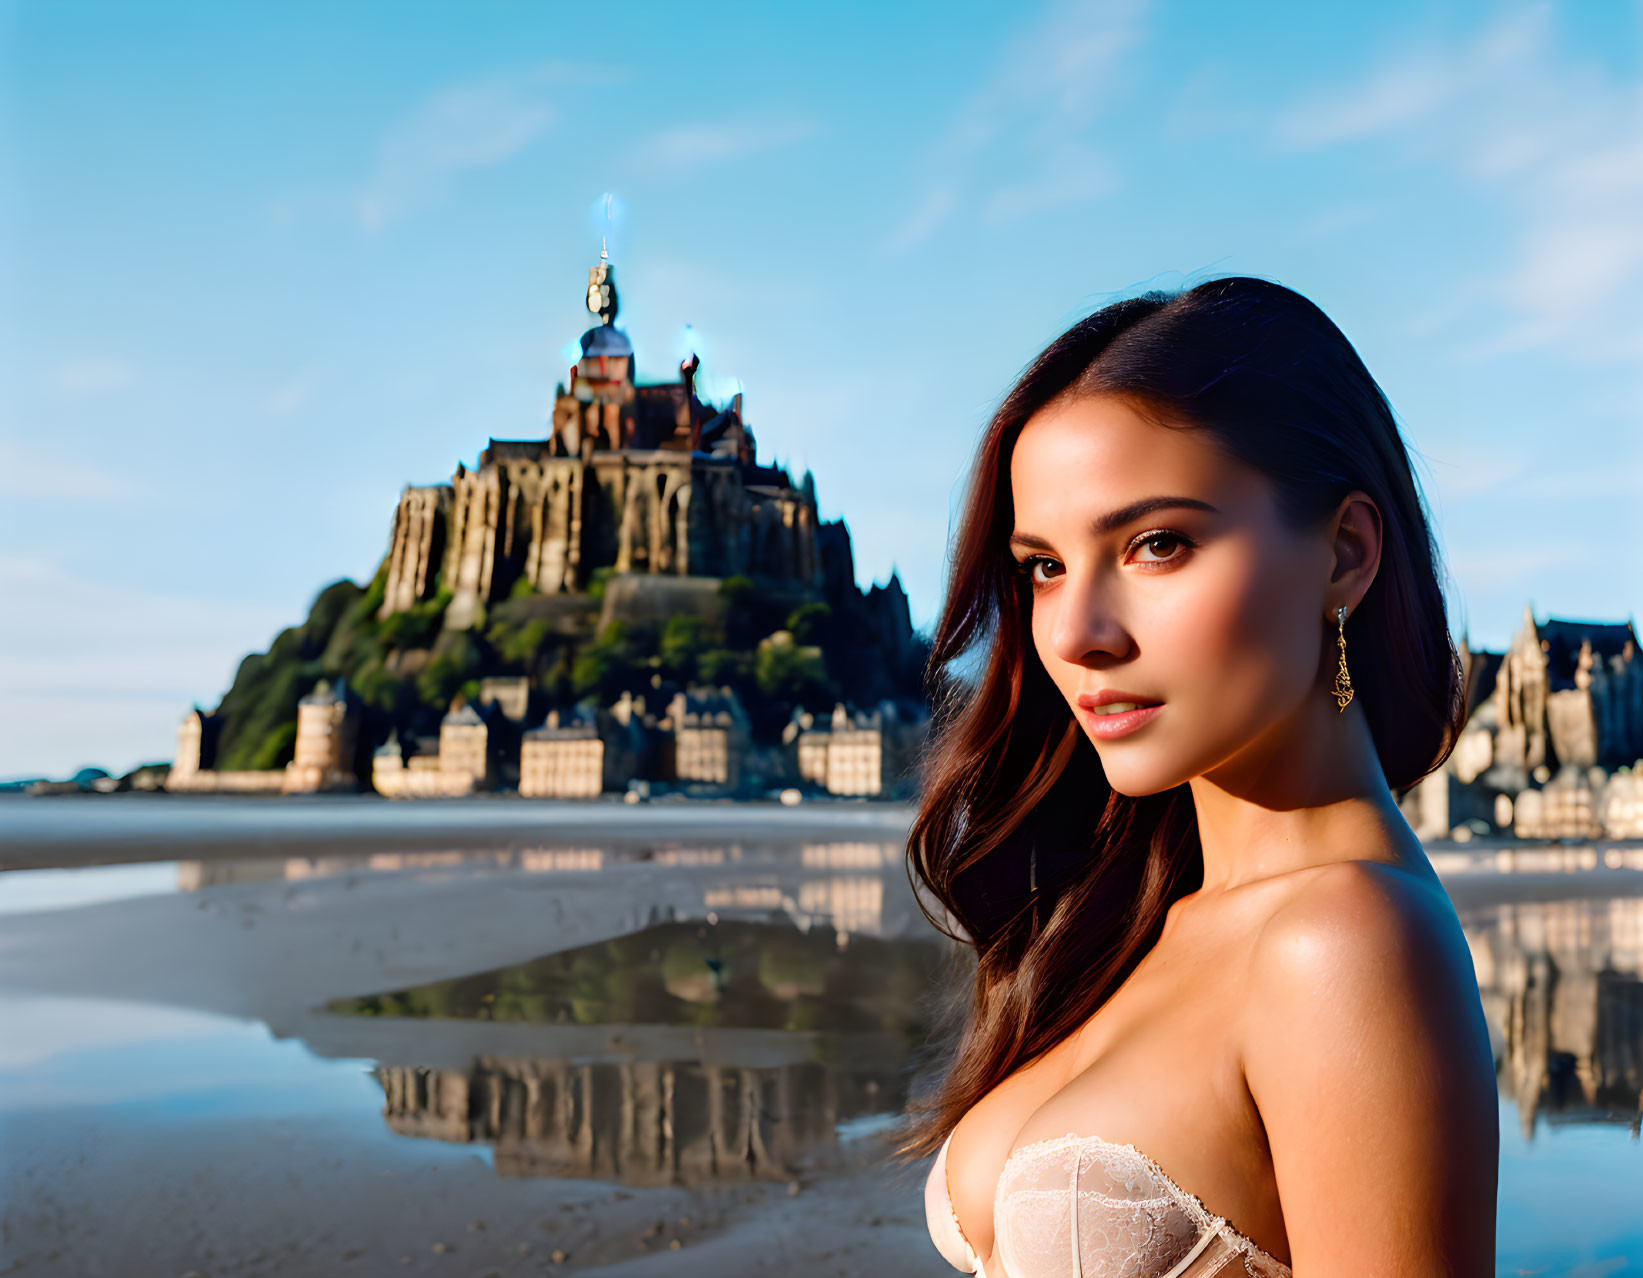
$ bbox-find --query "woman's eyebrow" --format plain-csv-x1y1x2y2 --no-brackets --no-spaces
1008,496,1220,551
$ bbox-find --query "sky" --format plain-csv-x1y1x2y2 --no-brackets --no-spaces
2,0,1639,780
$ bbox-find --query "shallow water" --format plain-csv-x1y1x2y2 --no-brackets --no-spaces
1,806,1640,1274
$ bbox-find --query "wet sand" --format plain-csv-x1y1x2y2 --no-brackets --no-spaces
5,798,1642,1275
0,799,950,1277
5,1104,940,1278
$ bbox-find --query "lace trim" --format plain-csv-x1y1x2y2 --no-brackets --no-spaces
999,1132,1291,1277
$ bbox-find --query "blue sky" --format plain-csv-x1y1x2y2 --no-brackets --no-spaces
2,0,1639,779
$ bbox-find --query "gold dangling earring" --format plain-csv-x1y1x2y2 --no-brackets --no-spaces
1332,605,1354,713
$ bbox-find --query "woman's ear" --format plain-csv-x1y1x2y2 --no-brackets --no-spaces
1327,490,1382,618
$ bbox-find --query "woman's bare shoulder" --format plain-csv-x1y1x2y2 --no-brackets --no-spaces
1246,857,1458,982
1236,858,1498,1271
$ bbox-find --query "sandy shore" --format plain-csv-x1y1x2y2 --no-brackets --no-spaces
0,801,953,1277
4,1103,944,1278
5,798,1642,1276
0,792,919,871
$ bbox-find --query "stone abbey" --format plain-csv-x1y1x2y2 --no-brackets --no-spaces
167,254,928,800
379,256,844,633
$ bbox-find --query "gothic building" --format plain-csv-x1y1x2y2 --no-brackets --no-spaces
1488,606,1642,786
1400,606,1643,840
378,257,831,632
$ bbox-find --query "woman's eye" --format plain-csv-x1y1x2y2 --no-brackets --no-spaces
1018,555,1060,585
1015,533,1191,585
1131,532,1190,564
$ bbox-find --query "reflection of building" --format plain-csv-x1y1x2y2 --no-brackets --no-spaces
1400,610,1643,840
1465,895,1643,1139
786,700,928,798
177,848,613,890
375,1055,900,1183
167,679,360,794
172,841,907,939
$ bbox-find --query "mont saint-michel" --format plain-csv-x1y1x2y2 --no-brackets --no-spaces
164,257,933,800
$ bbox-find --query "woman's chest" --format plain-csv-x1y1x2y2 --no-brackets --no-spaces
943,941,1261,1269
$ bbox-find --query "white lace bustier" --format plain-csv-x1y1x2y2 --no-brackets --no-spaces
926,1130,1292,1278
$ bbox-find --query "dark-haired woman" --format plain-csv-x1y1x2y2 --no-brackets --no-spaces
909,276,1498,1277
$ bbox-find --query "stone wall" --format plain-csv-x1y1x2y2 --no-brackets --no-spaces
164,768,287,795
372,756,476,798
379,485,451,619
379,446,825,635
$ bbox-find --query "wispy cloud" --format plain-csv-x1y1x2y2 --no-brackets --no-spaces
882,185,957,257
353,60,624,230
262,368,321,416
1297,203,1383,242
1447,542,1582,593
1271,3,1643,365
1419,447,1529,501
46,357,135,395
885,0,1152,254
981,139,1120,225
0,438,143,501
0,552,296,776
623,116,824,177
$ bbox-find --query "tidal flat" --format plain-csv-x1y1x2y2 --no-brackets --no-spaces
1,795,1639,1275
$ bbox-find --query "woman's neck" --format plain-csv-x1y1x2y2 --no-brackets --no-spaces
1186,691,1417,895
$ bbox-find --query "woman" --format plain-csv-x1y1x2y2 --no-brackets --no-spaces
905,276,1499,1277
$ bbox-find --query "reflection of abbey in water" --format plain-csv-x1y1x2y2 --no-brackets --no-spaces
1468,895,1643,1139
176,841,908,938
348,913,943,1182
376,1055,903,1184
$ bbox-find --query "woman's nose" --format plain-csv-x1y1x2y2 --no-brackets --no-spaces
1046,573,1132,666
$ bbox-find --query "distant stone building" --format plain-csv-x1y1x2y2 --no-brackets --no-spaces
519,707,604,798
1399,607,1642,840
1599,769,1643,838
377,259,830,634
372,731,461,798
439,699,495,789
477,676,531,725
1492,606,1641,784
1512,766,1608,840
283,679,360,793
785,700,928,798
167,681,359,794
372,697,499,798
661,685,752,790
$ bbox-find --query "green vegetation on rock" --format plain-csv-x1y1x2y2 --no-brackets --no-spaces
204,549,929,779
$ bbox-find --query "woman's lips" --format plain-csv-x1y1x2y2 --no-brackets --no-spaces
1079,701,1163,740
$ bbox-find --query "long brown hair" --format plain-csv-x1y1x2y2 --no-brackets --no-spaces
896,275,1467,1160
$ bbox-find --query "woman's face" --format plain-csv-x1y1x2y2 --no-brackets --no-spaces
1008,392,1335,796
